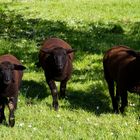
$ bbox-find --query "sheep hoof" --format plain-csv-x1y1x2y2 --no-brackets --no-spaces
59,95,65,99
52,103,59,111
9,117,15,127
0,116,6,124
119,107,125,114
113,108,119,114
114,110,119,114
54,105,59,111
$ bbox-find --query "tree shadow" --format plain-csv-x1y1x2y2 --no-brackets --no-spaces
1,6,140,57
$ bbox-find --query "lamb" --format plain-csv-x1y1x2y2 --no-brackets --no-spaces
39,38,74,111
0,54,26,127
103,46,140,113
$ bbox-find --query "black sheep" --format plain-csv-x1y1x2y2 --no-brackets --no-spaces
103,46,140,113
39,38,74,110
0,54,26,127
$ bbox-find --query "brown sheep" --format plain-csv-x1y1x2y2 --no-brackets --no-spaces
103,46,140,113
39,38,74,111
0,54,26,127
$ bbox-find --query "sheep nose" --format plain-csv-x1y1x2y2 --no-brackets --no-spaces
5,75,11,81
4,79,11,85
57,65,63,71
4,74,11,84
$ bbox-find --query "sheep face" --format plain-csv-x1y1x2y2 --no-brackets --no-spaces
41,47,74,73
0,61,26,85
52,48,67,72
0,62,14,85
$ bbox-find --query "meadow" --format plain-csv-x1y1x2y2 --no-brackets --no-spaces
0,0,140,139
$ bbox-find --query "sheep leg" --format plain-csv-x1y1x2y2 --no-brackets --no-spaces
107,80,119,113
104,65,119,113
119,90,128,113
47,80,59,111
0,98,6,123
115,85,121,112
60,80,67,99
117,82,128,113
8,97,17,127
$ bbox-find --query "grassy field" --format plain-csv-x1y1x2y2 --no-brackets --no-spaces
0,0,140,139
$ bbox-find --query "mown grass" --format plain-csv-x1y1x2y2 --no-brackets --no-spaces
0,0,140,139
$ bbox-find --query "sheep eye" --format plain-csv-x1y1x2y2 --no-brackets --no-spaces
0,71,3,77
53,55,56,60
0,69,3,73
8,65,13,69
63,52,66,55
63,54,66,58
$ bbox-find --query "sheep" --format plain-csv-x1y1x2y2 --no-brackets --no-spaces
39,38,74,111
0,54,26,127
103,45,140,113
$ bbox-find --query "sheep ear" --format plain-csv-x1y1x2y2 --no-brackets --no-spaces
40,48,54,54
40,47,55,54
136,52,140,59
14,64,26,70
127,50,139,58
66,49,75,54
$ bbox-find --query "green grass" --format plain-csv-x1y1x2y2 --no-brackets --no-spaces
0,0,140,139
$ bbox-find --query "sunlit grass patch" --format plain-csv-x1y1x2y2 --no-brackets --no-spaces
0,0,140,139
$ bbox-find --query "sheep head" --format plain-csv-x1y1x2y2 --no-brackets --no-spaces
41,47,74,72
127,50,140,60
0,61,26,85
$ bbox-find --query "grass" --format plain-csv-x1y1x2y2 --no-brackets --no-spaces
0,0,140,139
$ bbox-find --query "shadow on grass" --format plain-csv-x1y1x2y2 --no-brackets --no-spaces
62,83,112,116
67,91,111,115
64,85,140,116
21,80,49,102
